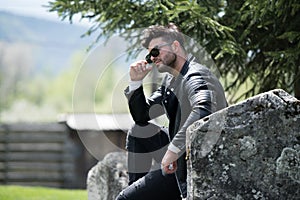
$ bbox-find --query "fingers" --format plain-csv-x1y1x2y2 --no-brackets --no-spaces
130,61,150,72
129,60,152,81
161,150,178,175
162,161,177,175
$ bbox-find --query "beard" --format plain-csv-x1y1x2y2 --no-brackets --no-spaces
156,53,177,73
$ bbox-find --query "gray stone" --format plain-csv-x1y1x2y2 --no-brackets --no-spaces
87,152,128,200
187,89,300,199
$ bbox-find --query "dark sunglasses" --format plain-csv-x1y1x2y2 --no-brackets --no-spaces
145,43,172,64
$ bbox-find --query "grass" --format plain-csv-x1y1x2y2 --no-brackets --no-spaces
0,185,87,200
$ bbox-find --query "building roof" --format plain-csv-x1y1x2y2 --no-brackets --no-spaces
59,113,134,131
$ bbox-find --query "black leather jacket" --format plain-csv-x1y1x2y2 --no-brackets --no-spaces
125,56,228,197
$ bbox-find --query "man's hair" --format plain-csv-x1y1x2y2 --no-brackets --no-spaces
141,23,185,49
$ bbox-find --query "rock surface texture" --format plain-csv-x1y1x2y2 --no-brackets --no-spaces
87,152,128,200
187,89,300,199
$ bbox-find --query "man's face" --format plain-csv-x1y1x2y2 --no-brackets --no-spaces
148,37,176,73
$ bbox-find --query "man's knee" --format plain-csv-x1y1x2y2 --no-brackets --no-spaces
127,123,161,138
126,123,162,151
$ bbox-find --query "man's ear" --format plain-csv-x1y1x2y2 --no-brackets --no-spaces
172,40,180,52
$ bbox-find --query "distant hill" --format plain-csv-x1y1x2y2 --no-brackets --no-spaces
0,11,94,75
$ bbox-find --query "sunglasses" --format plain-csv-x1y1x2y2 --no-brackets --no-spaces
145,43,172,64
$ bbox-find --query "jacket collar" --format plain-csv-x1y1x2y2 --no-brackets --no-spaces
179,54,194,76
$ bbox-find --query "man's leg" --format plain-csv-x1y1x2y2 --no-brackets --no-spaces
126,134,152,185
117,123,181,200
125,123,169,184
116,170,181,200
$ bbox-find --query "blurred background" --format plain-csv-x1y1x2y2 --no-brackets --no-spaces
0,0,133,123
0,0,86,122
0,0,134,189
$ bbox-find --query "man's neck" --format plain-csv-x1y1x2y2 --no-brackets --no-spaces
171,54,188,77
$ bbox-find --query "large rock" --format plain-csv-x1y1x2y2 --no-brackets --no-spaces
187,89,300,199
87,152,128,200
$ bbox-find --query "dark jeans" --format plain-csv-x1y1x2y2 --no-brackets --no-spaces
116,123,182,200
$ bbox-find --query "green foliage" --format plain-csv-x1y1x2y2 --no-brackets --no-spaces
0,49,129,122
48,0,300,102
0,12,95,118
0,58,79,122
221,0,300,101
0,185,86,200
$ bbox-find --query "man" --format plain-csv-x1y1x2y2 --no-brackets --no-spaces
116,24,227,200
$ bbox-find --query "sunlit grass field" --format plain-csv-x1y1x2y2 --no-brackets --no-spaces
0,185,87,200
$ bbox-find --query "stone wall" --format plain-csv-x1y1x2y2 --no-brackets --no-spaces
187,89,300,199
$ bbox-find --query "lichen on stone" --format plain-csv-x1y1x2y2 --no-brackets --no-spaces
276,147,300,183
239,136,257,161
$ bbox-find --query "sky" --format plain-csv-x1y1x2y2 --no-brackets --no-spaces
0,0,90,27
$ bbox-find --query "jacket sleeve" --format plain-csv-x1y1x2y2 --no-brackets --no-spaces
168,72,218,155
124,85,165,125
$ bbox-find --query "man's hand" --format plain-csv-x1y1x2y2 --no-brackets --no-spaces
161,150,178,175
129,60,152,81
